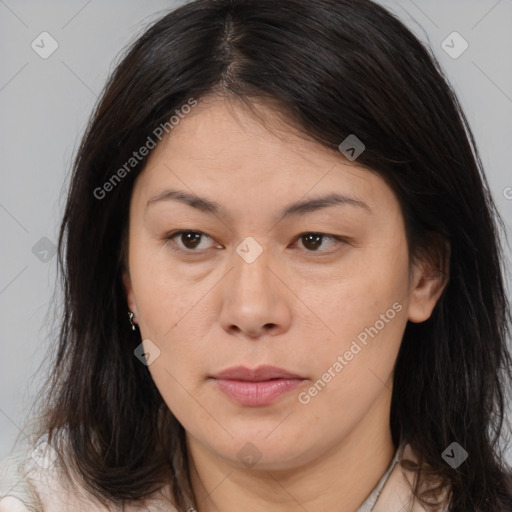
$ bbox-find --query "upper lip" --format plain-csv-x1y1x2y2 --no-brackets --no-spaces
211,365,304,381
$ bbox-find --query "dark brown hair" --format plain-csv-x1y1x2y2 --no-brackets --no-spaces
28,0,512,510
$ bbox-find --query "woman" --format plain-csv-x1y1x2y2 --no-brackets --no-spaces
1,0,511,510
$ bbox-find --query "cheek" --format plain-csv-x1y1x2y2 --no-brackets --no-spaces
130,258,202,339
308,292,406,386
318,248,409,342
303,247,410,391
129,230,223,333
145,361,211,436
299,292,407,422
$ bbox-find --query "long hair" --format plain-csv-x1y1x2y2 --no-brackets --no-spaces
31,0,512,510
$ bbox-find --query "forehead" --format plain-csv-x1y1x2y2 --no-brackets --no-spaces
131,96,399,223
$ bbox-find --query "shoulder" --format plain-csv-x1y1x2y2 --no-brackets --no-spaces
0,439,179,512
372,443,450,512
0,444,41,512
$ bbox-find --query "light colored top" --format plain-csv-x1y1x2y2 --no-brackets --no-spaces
0,439,448,512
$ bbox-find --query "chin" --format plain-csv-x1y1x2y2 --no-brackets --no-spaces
203,431,318,471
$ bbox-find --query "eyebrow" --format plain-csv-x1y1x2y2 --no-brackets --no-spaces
146,188,372,220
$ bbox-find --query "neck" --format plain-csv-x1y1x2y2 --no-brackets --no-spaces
186,389,395,512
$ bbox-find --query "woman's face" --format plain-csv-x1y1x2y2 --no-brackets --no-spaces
123,96,444,471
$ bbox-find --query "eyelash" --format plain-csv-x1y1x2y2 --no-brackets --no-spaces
163,230,348,255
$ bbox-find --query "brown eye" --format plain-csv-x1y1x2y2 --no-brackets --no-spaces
301,233,323,251
179,231,202,249
297,232,339,252
166,231,214,252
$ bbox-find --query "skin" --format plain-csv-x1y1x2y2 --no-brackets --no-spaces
123,95,448,512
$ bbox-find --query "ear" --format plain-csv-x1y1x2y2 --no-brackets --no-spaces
407,238,450,323
123,271,138,320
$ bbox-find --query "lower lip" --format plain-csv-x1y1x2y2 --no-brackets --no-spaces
212,378,305,406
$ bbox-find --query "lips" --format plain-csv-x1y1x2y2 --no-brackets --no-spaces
210,365,306,406
211,365,304,381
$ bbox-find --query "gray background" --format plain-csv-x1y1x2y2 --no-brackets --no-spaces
1,0,511,464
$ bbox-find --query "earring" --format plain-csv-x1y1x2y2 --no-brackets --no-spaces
128,310,137,331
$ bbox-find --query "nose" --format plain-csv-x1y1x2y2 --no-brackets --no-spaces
218,244,292,339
